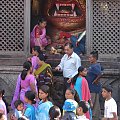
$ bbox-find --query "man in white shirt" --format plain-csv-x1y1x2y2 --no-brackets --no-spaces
55,42,81,89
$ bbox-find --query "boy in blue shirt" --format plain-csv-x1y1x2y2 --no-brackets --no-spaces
24,91,36,120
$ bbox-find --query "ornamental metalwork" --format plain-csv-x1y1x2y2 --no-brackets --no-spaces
92,0,120,57
0,0,24,51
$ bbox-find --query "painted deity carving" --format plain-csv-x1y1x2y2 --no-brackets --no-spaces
44,0,86,31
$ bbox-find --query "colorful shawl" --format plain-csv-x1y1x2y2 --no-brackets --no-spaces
74,77,91,101
34,63,51,75
74,77,91,120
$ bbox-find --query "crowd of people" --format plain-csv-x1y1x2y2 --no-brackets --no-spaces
0,42,118,120
0,17,118,120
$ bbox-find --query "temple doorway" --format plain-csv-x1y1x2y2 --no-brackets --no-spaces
30,0,86,55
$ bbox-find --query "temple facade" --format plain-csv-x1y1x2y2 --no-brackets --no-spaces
0,0,120,115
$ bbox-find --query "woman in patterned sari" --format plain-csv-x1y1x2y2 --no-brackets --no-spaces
34,54,53,88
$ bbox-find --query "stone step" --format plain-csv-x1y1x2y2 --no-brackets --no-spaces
0,54,119,73
0,66,22,73
0,55,27,66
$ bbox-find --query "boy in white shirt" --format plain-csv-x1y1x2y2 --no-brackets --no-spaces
76,101,89,120
102,85,118,120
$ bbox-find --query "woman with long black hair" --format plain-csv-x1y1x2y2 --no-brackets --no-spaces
11,61,38,109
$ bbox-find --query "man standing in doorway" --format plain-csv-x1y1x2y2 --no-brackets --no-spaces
55,42,81,89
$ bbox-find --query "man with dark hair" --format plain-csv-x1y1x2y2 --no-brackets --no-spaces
86,51,103,120
90,51,98,60
55,42,81,89
64,42,74,49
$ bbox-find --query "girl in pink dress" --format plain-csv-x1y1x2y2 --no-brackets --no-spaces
11,61,38,109
30,18,48,50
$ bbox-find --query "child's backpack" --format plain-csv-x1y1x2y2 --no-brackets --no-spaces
61,111,77,120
